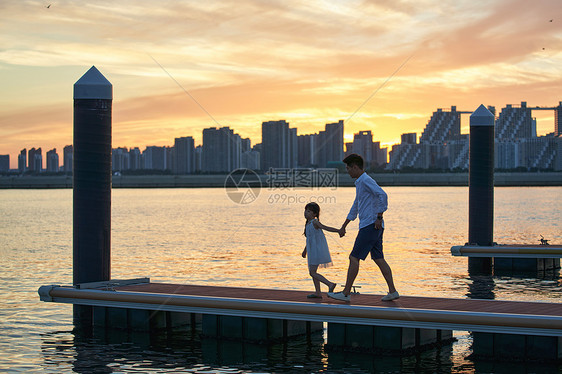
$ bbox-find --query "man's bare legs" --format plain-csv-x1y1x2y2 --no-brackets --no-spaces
374,258,397,294
341,256,396,296
341,255,360,296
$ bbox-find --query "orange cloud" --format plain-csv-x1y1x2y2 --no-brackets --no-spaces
1,0,562,168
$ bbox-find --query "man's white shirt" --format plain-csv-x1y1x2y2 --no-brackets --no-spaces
346,172,388,229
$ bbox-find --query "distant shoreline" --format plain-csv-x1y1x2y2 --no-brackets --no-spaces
0,172,561,189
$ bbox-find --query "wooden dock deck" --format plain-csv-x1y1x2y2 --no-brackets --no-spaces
39,282,562,337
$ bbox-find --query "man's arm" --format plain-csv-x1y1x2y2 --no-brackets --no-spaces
347,197,358,221
339,218,351,237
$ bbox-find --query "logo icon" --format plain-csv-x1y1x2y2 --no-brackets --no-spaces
224,168,262,204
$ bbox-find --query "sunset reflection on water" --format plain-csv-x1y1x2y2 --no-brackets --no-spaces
0,186,561,372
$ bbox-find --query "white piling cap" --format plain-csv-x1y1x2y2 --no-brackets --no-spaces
74,66,112,100
470,104,494,126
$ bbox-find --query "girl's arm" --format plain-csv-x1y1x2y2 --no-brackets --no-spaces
302,246,307,258
313,219,339,233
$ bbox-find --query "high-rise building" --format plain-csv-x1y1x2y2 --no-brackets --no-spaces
241,138,252,153
194,145,203,172
241,150,260,170
446,135,469,170
165,146,173,172
352,131,374,163
173,136,195,174
112,147,129,171
129,147,141,170
387,103,562,171
202,127,241,172
553,102,562,137
297,134,316,167
46,148,59,172
143,146,168,170
290,127,298,167
325,120,344,163
239,137,259,169
401,133,417,144
260,120,297,170
0,155,9,172
520,137,559,169
495,102,536,140
389,107,462,170
344,142,353,157
18,149,26,173
314,120,344,167
495,140,520,170
555,138,562,171
28,147,42,172
372,141,388,167
491,102,561,169
419,107,461,144
348,131,387,168
63,145,73,173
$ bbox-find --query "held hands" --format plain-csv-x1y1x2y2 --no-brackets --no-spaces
338,219,350,238
338,227,346,238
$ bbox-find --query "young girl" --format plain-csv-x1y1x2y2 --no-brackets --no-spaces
302,202,339,299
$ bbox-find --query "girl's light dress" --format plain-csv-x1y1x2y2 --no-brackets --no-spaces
305,219,333,268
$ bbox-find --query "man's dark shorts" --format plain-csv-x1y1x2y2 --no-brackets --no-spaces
350,224,384,260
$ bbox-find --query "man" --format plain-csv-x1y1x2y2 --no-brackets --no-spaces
328,153,399,302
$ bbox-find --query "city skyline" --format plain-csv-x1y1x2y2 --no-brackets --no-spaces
5,101,560,173
2,1,562,169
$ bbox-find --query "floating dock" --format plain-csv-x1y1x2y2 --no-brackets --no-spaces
39,279,562,360
451,244,562,258
451,244,562,272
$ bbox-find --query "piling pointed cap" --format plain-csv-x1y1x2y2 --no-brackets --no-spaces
470,104,494,126
74,66,112,100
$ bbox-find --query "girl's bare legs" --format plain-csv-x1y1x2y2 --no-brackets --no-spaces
309,265,336,296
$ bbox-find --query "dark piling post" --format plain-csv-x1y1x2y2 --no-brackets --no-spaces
468,104,494,274
73,66,112,324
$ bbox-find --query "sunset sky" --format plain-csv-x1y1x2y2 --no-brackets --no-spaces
2,0,562,168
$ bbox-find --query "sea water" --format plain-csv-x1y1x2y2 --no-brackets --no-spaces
0,186,561,373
